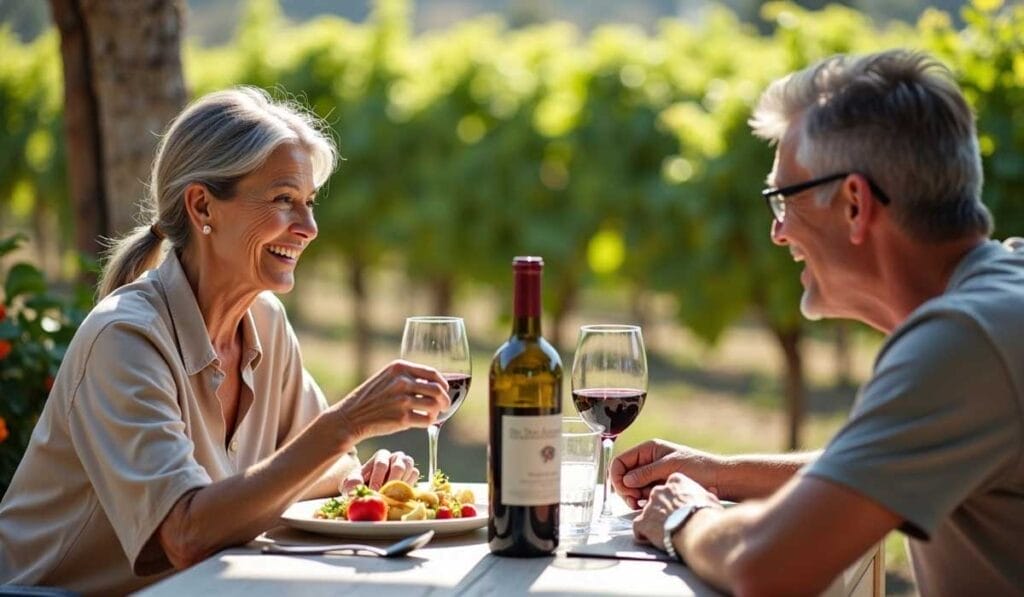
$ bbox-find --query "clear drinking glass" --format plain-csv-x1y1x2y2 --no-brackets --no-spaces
570,325,648,533
561,416,601,541
400,316,472,484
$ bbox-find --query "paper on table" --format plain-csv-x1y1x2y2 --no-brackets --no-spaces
565,532,676,563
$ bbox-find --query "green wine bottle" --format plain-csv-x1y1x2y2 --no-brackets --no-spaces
487,256,562,556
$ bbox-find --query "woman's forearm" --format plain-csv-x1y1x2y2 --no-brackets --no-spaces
157,358,452,568
301,450,360,500
158,411,356,568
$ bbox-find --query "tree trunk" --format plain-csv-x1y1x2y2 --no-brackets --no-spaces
833,322,854,388
772,326,806,451
50,0,187,260
85,0,187,236
50,0,106,260
347,256,371,382
629,284,652,347
30,204,56,278
550,274,578,350
430,275,454,317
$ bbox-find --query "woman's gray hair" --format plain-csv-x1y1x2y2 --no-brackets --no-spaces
97,86,337,298
750,49,991,242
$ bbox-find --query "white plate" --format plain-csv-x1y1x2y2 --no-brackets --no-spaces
280,498,488,539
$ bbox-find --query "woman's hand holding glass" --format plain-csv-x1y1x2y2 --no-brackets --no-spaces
328,359,451,450
400,317,472,483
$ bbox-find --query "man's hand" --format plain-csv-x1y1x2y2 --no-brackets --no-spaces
340,449,420,493
632,472,722,549
611,439,725,508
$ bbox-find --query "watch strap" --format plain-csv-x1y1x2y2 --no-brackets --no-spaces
663,503,710,562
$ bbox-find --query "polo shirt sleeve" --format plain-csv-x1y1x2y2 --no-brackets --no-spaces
804,313,1019,539
66,320,212,576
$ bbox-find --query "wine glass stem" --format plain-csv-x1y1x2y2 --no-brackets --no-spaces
600,436,615,517
427,424,440,483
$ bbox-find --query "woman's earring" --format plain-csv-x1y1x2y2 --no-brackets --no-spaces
202,224,212,235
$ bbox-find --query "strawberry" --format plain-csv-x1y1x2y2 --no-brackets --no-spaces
435,506,453,520
346,485,388,522
460,504,477,518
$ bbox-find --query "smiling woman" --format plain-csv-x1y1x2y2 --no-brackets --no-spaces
0,87,453,594
182,142,318,298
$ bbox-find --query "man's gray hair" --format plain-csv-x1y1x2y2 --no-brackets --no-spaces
750,49,991,242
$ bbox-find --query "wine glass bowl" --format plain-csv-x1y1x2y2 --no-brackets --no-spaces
571,324,648,531
400,316,472,483
571,387,646,440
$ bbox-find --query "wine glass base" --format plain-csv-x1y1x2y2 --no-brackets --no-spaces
587,513,636,537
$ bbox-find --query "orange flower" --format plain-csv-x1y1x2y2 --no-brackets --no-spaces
0,339,11,360
0,417,8,443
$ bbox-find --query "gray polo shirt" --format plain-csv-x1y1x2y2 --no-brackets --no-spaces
806,240,1024,596
0,251,336,594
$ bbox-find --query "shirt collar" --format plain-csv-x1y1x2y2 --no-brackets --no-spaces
241,307,263,370
155,251,264,375
156,252,216,375
945,239,1002,293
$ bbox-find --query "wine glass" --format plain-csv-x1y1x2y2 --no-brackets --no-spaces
400,316,472,484
571,324,648,532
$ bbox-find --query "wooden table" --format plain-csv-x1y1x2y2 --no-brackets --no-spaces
138,484,883,596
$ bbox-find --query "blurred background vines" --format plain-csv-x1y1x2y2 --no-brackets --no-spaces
1,2,1021,588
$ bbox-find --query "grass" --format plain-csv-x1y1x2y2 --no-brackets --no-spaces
292,261,915,594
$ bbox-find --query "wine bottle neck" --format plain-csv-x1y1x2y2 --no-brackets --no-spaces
512,269,542,338
512,316,542,338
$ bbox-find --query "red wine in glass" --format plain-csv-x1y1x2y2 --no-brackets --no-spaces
570,324,648,530
571,388,646,438
401,316,471,483
437,373,472,425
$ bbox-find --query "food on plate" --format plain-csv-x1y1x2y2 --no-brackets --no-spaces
346,485,389,522
314,470,477,522
401,500,428,521
315,496,348,520
380,479,415,503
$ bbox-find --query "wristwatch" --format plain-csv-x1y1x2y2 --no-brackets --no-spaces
663,503,710,562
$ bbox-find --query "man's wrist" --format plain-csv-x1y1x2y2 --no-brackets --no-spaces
663,503,713,562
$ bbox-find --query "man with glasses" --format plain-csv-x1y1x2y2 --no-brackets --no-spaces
612,49,1024,595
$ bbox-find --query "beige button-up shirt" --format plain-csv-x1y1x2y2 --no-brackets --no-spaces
0,251,338,594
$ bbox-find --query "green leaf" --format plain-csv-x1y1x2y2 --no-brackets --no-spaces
0,234,27,258
24,293,63,313
4,263,47,301
0,320,19,340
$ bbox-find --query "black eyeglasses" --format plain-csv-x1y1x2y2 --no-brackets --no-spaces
761,172,891,223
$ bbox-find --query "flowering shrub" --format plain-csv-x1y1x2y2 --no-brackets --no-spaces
0,234,91,494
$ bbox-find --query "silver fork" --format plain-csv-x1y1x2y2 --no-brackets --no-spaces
261,530,434,557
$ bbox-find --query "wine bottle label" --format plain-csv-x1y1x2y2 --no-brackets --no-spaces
500,414,561,505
